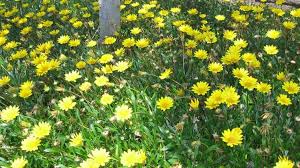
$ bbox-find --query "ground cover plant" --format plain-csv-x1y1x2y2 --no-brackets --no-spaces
0,0,300,167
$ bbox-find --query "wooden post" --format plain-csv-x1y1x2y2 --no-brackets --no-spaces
99,0,120,42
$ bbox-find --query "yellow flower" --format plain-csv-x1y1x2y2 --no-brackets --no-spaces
282,81,299,94
191,81,210,95
32,122,51,139
136,150,147,164
276,72,286,81
266,30,281,39
120,149,141,167
222,87,240,107
221,127,243,147
232,68,249,79
215,15,225,21
274,156,294,168
79,82,92,92
208,62,223,74
239,76,257,91
57,35,70,44
103,36,116,45
130,27,142,35
58,96,76,111
0,105,20,122
76,61,86,69
156,96,174,111
194,49,208,59
126,14,137,21
114,61,131,72
115,48,125,57
136,38,150,48
99,54,113,64
115,105,132,121
188,8,198,15
189,98,199,110
21,136,41,152
122,38,135,48
224,30,237,41
256,82,272,94
79,159,99,168
159,68,172,79
68,39,81,47
185,40,197,49
88,148,111,166
11,157,28,168
100,93,114,105
234,39,248,48
264,45,278,55
70,133,83,147
283,21,296,30
0,76,10,87
205,90,223,109
65,70,81,82
276,94,292,106
170,7,181,13
94,75,111,87
86,40,97,47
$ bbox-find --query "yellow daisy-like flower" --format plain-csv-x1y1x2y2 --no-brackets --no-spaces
100,93,114,105
114,61,131,72
189,98,200,110
191,81,210,95
224,30,237,41
11,157,28,168
70,133,83,147
215,15,225,21
88,148,111,166
65,70,82,82
266,29,281,39
276,94,292,106
103,36,116,45
120,149,138,167
221,127,243,147
79,82,92,92
283,21,296,30
208,62,223,74
232,68,249,79
222,87,240,107
130,27,142,35
31,122,51,139
68,39,81,47
122,38,135,48
0,105,20,122
194,49,208,59
115,105,132,122
274,156,294,168
94,75,111,87
239,76,258,91
21,136,41,152
0,76,10,87
256,82,272,94
86,40,97,47
282,81,299,94
264,45,278,55
159,68,172,79
156,96,174,111
136,38,150,48
99,54,113,64
57,35,70,44
58,96,76,111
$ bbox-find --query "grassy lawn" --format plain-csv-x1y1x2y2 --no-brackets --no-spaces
0,0,299,167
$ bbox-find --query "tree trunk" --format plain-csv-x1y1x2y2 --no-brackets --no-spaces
99,0,120,42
